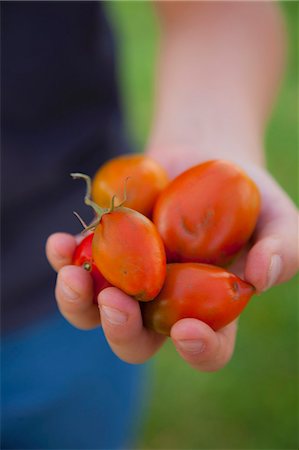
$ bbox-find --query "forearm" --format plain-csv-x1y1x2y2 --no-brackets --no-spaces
147,2,286,170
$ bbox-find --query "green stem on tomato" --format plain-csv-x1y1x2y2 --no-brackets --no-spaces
71,173,109,230
73,211,89,230
70,173,130,232
116,176,130,209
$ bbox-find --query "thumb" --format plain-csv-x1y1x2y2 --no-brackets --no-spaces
245,211,299,293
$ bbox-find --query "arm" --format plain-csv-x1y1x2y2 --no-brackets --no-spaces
46,2,298,371
147,1,285,169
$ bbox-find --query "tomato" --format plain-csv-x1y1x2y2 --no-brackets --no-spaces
92,207,166,301
71,172,166,301
72,233,112,304
153,160,261,265
91,154,169,218
141,263,255,335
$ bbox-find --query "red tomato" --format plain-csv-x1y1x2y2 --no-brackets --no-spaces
71,172,166,301
92,207,166,301
91,154,169,218
72,233,112,304
153,160,261,265
141,263,255,335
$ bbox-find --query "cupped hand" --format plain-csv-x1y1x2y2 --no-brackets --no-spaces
45,156,298,372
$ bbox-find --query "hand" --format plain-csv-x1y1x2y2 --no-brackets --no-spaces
45,155,298,371
46,232,236,370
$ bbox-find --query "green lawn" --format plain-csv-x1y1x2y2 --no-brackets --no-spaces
107,3,298,449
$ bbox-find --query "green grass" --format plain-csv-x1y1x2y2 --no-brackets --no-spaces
107,2,298,449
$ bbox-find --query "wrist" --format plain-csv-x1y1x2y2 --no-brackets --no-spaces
145,138,265,179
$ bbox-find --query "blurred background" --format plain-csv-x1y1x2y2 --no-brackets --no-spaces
106,2,298,449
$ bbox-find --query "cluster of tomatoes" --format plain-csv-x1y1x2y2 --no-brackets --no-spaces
72,154,260,335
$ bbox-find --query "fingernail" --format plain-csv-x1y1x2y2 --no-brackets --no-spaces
101,305,128,325
265,254,282,291
61,282,79,301
176,339,205,355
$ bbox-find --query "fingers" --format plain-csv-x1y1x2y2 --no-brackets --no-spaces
171,319,238,372
46,233,240,370
98,287,166,364
47,233,100,330
55,265,101,330
53,252,237,369
99,287,237,370
244,203,299,292
46,232,78,272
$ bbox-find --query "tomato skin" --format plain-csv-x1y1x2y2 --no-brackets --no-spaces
153,160,261,266
72,233,112,304
92,207,166,301
142,263,255,335
91,154,169,218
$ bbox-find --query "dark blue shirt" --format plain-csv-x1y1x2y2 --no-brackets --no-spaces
1,1,131,333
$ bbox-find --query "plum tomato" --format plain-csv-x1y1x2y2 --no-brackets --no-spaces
72,233,112,304
91,154,169,218
141,263,255,335
72,173,166,302
153,160,261,265
92,207,166,301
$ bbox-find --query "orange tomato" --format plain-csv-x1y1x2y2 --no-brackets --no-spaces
153,160,261,265
92,207,166,301
91,154,169,218
142,263,255,335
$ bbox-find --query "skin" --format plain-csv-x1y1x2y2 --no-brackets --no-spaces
46,2,298,372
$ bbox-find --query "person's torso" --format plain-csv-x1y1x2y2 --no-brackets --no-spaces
1,2,131,333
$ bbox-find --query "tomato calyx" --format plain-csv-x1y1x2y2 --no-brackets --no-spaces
71,172,129,233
